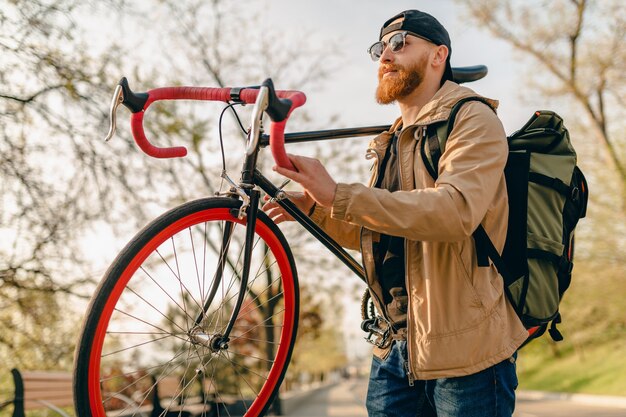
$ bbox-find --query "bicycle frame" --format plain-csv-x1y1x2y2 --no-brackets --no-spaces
209,124,391,348
106,77,391,351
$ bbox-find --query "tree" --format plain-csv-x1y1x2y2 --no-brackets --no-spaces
0,0,133,369
461,0,626,199
1,0,360,387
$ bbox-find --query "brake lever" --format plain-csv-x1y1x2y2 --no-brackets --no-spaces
104,84,124,142
247,86,269,155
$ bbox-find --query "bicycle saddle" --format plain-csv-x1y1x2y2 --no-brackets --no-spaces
451,65,488,84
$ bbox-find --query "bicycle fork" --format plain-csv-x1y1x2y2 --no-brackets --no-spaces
190,189,261,352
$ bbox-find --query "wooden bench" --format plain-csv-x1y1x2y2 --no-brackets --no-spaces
1,368,73,417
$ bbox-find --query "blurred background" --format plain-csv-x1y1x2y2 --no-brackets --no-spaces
0,0,625,409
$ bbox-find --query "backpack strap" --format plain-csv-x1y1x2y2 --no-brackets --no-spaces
422,96,522,315
421,97,505,266
421,96,494,180
420,126,441,180
473,225,519,313
548,313,564,341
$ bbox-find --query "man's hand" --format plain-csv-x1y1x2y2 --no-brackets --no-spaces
262,191,315,224
273,154,337,207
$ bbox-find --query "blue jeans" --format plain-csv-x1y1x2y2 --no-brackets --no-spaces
366,341,518,417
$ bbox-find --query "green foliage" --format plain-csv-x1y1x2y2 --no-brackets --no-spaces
0,291,77,373
287,324,348,378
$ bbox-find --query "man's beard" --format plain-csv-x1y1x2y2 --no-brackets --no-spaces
376,56,428,104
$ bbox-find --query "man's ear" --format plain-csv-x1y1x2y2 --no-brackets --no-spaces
432,45,449,68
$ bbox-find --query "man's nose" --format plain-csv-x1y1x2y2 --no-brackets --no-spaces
379,44,394,63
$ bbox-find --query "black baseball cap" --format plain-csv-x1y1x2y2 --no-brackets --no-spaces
379,10,454,84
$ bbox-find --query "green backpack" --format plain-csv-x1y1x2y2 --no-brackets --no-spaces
422,97,589,345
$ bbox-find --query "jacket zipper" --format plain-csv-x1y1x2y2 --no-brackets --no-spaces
398,128,416,386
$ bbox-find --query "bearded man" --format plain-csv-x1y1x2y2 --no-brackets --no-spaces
263,9,527,417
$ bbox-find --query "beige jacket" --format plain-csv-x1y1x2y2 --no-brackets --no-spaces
310,81,527,380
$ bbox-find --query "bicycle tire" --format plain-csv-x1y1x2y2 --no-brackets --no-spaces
74,197,299,417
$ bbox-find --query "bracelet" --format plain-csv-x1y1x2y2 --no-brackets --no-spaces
307,202,317,216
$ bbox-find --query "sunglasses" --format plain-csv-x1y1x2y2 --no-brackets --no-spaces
367,31,431,61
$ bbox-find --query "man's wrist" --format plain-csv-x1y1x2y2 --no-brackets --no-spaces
324,182,338,207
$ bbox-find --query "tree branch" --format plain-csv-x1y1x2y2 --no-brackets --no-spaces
0,84,66,103
569,0,586,84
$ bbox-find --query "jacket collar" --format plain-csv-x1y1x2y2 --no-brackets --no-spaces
368,82,499,150
410,81,499,126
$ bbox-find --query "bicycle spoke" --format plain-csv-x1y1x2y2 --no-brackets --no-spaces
154,247,204,314
229,335,281,346
170,236,191,334
201,221,208,315
100,349,188,384
233,311,286,341
124,284,194,333
229,285,284,326
199,294,284,348
106,330,181,335
222,350,265,391
138,265,194,325
221,351,257,416
197,226,245,335
101,343,190,414
205,231,265,314
130,352,191,413
111,308,188,342
205,258,282,330
102,333,175,358
227,350,275,364
159,349,197,415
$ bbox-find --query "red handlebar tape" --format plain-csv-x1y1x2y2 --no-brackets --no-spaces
129,86,306,170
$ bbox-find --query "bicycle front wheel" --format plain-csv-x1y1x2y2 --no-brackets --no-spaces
74,197,299,417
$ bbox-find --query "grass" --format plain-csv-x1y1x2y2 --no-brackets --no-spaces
516,259,626,396
518,338,626,396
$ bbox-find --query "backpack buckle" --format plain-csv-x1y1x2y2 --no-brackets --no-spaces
571,186,580,202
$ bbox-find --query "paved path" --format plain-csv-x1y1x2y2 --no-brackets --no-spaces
288,378,626,417
515,396,626,417
286,379,367,416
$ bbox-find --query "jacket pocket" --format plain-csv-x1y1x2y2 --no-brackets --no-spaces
422,242,487,339
454,240,485,310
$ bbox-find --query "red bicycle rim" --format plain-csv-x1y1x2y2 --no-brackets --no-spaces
87,208,296,417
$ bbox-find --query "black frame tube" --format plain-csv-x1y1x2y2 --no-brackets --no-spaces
254,170,365,282
259,125,391,147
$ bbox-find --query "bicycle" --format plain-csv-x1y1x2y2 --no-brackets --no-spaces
74,67,488,417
